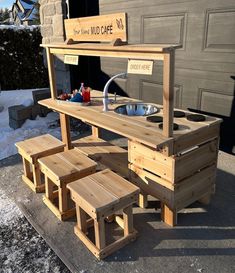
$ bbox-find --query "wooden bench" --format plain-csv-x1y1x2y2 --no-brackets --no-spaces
67,169,140,260
15,134,65,193
38,149,97,220
72,135,128,178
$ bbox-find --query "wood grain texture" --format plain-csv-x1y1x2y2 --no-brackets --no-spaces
64,13,127,42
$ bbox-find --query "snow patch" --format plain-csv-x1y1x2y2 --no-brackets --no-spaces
0,89,61,161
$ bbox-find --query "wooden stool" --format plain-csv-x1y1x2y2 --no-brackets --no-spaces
38,149,97,221
67,169,140,259
15,134,65,193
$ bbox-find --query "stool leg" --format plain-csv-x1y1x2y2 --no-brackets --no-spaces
123,205,133,236
94,218,106,249
76,205,87,234
45,177,54,201
32,162,42,187
59,184,68,213
22,158,32,180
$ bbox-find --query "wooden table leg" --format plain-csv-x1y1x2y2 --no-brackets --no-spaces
92,125,101,138
60,113,72,150
161,202,177,227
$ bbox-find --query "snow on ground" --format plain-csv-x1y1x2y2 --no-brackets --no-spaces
0,89,62,161
0,188,70,273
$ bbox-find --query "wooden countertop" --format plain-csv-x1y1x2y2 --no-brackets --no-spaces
39,90,221,151
41,43,182,53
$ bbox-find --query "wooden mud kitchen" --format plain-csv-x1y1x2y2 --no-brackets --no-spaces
17,13,222,259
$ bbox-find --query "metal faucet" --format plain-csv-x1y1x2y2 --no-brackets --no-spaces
103,72,127,111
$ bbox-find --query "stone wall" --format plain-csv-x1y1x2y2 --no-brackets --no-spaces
39,0,70,93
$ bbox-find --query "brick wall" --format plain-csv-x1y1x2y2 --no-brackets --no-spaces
39,0,70,93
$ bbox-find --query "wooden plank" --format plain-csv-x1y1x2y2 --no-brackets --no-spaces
60,113,72,150
174,165,217,210
68,174,119,213
91,169,139,199
64,13,127,42
115,215,124,229
76,205,87,234
39,98,173,149
49,48,165,61
137,192,148,209
46,48,56,99
98,229,137,259
129,164,174,208
41,43,182,53
92,126,101,138
174,139,218,183
94,219,106,250
73,136,129,177
45,176,54,200
74,225,101,259
59,184,68,213
162,51,175,140
22,157,32,179
174,123,220,154
128,140,173,182
43,196,75,221
39,150,97,184
32,163,42,187
15,134,65,161
161,203,177,227
123,206,133,236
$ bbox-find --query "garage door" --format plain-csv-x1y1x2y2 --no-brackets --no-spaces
68,0,235,152
98,0,235,116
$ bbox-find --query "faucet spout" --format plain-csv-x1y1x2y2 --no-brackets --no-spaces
103,72,127,111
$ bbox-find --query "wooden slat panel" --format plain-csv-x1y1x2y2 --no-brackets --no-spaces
174,139,218,183
73,136,129,177
129,164,174,208
174,123,220,154
68,175,119,212
129,162,217,210
15,134,65,160
39,149,97,183
174,165,216,210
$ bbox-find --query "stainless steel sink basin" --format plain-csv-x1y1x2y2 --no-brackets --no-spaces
114,103,159,116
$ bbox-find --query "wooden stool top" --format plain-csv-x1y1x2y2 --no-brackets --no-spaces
39,149,97,185
15,134,65,162
67,169,140,214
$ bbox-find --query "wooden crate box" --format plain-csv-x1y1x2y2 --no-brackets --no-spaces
128,130,219,226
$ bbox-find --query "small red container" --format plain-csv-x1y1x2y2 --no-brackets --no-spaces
82,87,91,102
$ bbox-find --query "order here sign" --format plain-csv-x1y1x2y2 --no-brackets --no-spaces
127,59,153,75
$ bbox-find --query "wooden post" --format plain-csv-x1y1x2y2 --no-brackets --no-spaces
161,202,177,227
32,163,41,186
92,126,101,138
59,184,68,213
123,206,133,236
162,50,175,139
45,176,54,200
22,157,32,180
94,218,106,249
138,192,148,209
76,205,88,234
59,113,72,150
46,47,57,99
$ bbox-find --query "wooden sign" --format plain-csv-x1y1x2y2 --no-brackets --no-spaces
127,59,153,75
64,55,79,65
64,13,127,42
